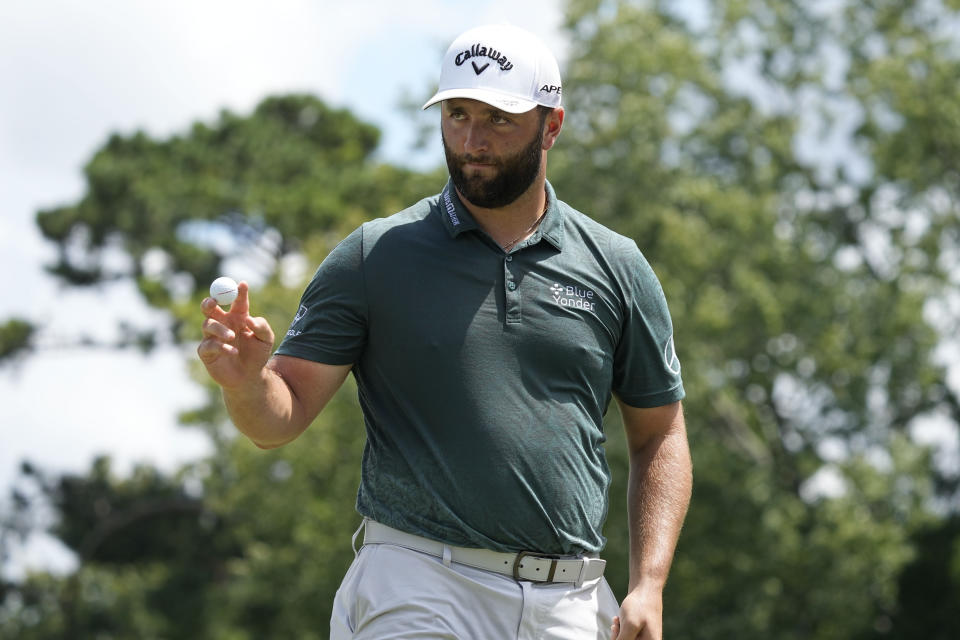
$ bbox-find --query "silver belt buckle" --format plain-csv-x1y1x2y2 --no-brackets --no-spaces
512,550,564,582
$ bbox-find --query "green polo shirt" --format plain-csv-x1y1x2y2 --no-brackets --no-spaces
276,179,684,555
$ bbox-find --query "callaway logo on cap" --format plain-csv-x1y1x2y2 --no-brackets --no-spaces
422,24,562,114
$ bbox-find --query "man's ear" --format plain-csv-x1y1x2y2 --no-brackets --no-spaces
542,107,565,151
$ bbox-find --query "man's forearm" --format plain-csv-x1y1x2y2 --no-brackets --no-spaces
626,423,692,591
222,365,309,449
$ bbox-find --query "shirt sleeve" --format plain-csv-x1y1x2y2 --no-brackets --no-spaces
611,237,685,408
274,226,367,365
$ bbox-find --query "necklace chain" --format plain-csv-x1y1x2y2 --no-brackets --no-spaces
502,202,548,252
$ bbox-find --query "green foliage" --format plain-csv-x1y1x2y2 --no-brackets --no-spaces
555,0,960,637
876,515,960,639
1,459,239,639
34,94,442,336
1,386,365,639
0,318,35,362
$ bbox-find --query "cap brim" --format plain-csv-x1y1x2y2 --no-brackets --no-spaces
422,88,539,114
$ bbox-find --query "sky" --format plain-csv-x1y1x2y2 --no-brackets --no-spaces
0,0,566,577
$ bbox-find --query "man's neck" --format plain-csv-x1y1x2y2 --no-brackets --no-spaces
456,179,548,251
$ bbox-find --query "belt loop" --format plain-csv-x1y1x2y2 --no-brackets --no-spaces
442,544,452,567
351,518,367,557
575,557,588,588
546,559,558,582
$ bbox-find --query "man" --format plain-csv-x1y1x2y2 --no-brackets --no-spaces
198,24,691,640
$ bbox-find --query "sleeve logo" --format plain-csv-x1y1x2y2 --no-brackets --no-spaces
664,335,681,375
286,304,308,337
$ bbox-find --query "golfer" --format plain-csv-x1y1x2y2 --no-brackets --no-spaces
198,23,692,640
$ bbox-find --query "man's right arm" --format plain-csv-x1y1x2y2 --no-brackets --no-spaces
236,356,353,449
226,356,352,449
198,281,353,449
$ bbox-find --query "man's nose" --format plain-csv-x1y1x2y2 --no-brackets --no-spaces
463,122,489,154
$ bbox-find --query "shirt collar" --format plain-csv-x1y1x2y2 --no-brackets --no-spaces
538,180,565,251
438,178,566,251
438,179,479,237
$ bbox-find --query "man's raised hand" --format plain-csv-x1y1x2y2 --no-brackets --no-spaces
197,281,275,390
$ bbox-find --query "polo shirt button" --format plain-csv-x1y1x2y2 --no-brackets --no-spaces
505,255,513,262
507,282,517,291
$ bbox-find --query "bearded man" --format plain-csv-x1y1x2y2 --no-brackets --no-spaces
198,23,691,640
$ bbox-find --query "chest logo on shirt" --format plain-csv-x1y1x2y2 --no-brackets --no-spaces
550,283,597,313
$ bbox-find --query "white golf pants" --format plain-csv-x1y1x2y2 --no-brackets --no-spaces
330,539,620,639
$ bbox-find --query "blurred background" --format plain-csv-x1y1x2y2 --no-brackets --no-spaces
2,0,959,638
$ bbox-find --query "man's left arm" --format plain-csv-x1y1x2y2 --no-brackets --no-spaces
610,399,692,640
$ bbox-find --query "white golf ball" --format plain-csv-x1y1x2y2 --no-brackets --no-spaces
210,276,239,306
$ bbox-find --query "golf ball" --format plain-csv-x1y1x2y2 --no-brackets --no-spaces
210,276,239,306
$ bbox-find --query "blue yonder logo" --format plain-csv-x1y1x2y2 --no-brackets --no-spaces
550,283,596,313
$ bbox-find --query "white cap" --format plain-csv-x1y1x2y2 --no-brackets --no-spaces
422,24,562,114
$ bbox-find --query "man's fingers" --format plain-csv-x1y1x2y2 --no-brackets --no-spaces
197,337,236,363
614,614,647,640
202,282,249,321
230,281,251,316
202,317,236,341
201,296,228,319
245,315,275,344
610,616,620,640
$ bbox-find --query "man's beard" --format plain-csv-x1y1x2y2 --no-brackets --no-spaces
443,126,544,209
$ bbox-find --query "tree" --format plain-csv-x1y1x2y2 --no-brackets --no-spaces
8,94,442,356
880,515,960,639
0,319,34,361
1,458,237,639
555,1,959,637
1,389,366,639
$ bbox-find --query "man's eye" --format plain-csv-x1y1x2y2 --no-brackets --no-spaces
492,115,510,124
